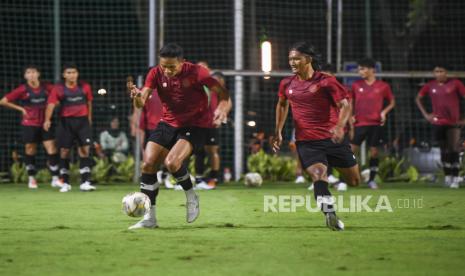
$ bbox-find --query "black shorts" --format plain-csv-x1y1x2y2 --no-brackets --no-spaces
351,125,385,147
148,121,207,151
204,128,219,146
143,129,155,149
432,125,460,142
22,126,55,144
56,116,92,148
296,137,357,170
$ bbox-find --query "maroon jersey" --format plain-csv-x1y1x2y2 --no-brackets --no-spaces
278,72,349,141
5,83,53,126
139,90,163,130
351,80,394,127
418,78,465,125
206,86,218,128
144,62,221,128
48,81,93,117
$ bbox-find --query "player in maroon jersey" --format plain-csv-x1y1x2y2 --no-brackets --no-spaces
0,65,60,189
416,64,465,188
273,42,360,231
44,64,96,192
350,58,395,189
129,43,231,229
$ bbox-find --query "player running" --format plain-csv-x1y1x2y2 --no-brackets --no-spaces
416,64,465,188
350,58,395,189
273,42,360,231
43,64,96,192
128,43,231,229
0,65,60,189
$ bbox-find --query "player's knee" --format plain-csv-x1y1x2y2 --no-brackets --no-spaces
369,147,378,157
308,166,327,182
60,148,71,158
164,157,181,173
25,144,36,155
141,161,155,173
347,174,361,187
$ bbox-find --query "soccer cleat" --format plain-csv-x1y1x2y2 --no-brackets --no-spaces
80,181,96,191
128,206,158,229
185,189,200,223
450,177,460,189
325,212,344,231
164,177,174,189
295,175,306,184
368,180,378,189
28,177,38,189
328,174,340,184
174,184,184,191
51,176,64,188
194,182,215,190
336,182,348,192
59,183,72,193
444,176,452,187
307,183,314,191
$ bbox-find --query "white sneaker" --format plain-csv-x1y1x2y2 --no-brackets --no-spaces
51,176,63,188
450,177,460,189
336,182,348,192
28,177,38,189
361,169,370,183
444,176,452,187
156,170,164,184
194,182,215,190
368,180,378,189
328,174,340,184
295,175,306,184
174,185,184,191
185,189,199,223
164,177,174,189
128,206,158,229
307,183,314,191
80,181,96,191
59,183,71,192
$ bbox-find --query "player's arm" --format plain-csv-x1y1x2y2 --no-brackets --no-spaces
209,84,231,127
0,97,26,115
273,96,289,152
415,85,434,123
331,98,351,143
43,103,55,131
131,86,153,109
87,101,93,125
380,85,395,125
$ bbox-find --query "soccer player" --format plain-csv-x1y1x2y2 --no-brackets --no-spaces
273,42,360,231
129,43,230,229
350,58,395,189
416,64,465,188
43,64,96,192
0,65,60,189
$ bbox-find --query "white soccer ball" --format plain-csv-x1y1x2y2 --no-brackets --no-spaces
122,192,151,217
98,88,107,95
244,172,263,187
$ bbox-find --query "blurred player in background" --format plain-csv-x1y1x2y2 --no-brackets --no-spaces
194,61,230,190
416,64,465,188
273,42,360,231
0,65,60,189
129,43,231,229
44,64,96,192
350,58,395,189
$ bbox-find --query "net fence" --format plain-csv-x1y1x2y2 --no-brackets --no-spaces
1,0,464,179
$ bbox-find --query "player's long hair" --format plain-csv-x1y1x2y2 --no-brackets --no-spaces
289,41,321,71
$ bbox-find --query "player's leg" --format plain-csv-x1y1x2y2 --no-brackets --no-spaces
205,145,220,186
434,126,451,186
56,118,73,192
350,126,368,154
24,142,38,189
42,129,61,187
447,127,461,188
328,136,360,190
194,148,207,184
296,140,344,231
366,126,383,189
76,118,95,191
289,141,306,184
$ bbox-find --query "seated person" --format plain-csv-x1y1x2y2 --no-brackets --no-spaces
99,117,129,160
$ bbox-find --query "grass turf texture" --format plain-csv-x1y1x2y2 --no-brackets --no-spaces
0,181,464,276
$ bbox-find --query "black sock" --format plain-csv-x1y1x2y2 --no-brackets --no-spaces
161,166,169,180
313,180,335,214
140,173,159,205
450,152,460,177
442,152,452,176
48,154,60,176
172,165,193,191
194,150,206,177
369,158,379,182
24,154,36,177
209,169,219,180
60,158,70,184
79,157,93,184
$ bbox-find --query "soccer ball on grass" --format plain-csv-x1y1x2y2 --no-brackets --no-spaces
122,192,151,217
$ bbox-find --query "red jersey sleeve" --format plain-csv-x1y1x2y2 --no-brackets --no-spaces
383,83,394,101
48,85,62,104
454,79,465,97
196,66,221,89
277,78,290,99
82,82,93,101
418,83,430,97
144,68,159,89
325,77,348,104
4,85,26,102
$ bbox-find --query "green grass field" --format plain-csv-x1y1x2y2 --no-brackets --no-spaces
0,181,464,276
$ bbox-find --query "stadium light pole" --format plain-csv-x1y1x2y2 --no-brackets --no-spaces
336,0,343,72
234,0,244,181
53,0,61,82
326,0,332,64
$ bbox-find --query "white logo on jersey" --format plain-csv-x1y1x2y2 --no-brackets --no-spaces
186,132,191,136
289,89,293,94
359,88,364,92
162,82,167,87
432,89,436,93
